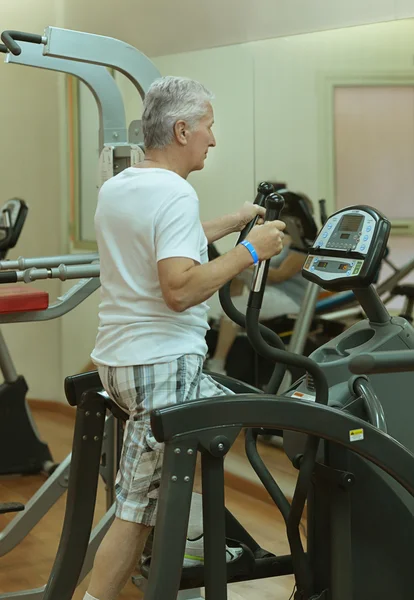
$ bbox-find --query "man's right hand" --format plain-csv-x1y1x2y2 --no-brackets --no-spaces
245,220,286,261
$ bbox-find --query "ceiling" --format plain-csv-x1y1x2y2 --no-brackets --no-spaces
61,0,413,58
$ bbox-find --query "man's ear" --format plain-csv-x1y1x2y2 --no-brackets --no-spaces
174,119,188,146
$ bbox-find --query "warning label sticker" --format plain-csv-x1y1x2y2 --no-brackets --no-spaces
290,391,316,402
349,428,364,442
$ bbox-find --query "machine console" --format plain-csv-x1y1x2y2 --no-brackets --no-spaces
303,206,390,291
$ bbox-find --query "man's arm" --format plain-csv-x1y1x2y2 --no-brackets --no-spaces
202,213,239,243
158,220,286,312
158,245,254,312
202,202,266,243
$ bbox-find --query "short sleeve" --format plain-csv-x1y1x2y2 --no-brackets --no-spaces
155,194,203,263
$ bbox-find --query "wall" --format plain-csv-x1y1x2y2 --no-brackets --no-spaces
0,0,65,400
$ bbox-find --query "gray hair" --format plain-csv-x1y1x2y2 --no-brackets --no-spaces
142,76,214,149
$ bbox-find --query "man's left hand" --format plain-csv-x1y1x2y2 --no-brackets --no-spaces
235,201,266,231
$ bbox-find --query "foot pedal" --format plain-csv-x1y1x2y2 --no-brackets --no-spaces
0,502,25,515
140,542,255,590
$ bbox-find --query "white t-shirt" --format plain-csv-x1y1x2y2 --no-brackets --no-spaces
91,167,209,366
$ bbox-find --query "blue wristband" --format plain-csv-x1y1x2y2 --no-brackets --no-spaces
241,240,259,265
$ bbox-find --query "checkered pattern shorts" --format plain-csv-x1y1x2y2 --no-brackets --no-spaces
97,354,234,526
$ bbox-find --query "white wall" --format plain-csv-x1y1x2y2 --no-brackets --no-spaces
0,0,65,400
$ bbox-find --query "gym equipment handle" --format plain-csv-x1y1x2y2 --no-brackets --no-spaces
319,199,328,226
237,181,274,243
0,44,7,53
353,377,387,433
350,351,414,374
0,271,18,283
248,192,285,308
0,31,44,56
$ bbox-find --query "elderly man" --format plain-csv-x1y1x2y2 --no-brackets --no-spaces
85,75,286,600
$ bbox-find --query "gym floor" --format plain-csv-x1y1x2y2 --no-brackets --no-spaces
0,404,297,599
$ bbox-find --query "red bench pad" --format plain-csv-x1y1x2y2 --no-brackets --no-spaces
0,285,49,313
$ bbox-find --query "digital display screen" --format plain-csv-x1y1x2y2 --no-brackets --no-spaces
317,261,329,268
340,233,350,239
339,214,363,232
338,263,349,271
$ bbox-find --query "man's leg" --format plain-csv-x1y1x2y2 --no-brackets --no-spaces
86,518,152,600
85,364,164,600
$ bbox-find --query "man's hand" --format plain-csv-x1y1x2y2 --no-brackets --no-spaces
245,221,286,261
234,202,266,231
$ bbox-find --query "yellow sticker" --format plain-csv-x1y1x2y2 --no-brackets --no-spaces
349,428,364,442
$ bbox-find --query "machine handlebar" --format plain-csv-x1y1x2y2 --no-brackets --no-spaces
237,181,275,243
1,31,44,56
0,271,18,283
349,351,414,375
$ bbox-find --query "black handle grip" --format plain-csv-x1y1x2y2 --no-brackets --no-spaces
1,31,44,56
350,351,414,375
247,193,285,311
0,271,18,283
237,182,274,244
0,44,7,54
264,193,285,222
319,199,328,226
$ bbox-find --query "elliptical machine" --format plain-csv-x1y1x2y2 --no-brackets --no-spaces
138,198,414,599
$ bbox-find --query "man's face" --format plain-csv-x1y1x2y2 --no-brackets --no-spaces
187,103,216,171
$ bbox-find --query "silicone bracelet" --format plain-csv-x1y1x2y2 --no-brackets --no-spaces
241,240,259,265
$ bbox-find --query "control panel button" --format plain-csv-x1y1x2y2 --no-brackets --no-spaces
363,235,368,241
360,245,366,251
366,226,372,233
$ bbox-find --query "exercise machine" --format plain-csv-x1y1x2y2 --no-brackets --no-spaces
0,197,58,476
141,200,414,599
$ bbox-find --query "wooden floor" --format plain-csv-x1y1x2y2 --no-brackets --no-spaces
0,404,299,599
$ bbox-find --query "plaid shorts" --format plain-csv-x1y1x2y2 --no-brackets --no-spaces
98,354,234,526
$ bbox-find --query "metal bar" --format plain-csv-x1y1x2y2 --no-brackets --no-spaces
44,27,160,101
352,287,390,324
288,283,321,355
0,253,99,271
0,587,46,600
42,392,107,600
350,350,414,375
6,42,127,146
0,278,100,323
144,440,197,600
353,378,387,433
8,263,100,283
150,396,414,498
328,446,353,600
201,452,227,600
278,281,321,392
0,328,18,382
0,454,70,556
